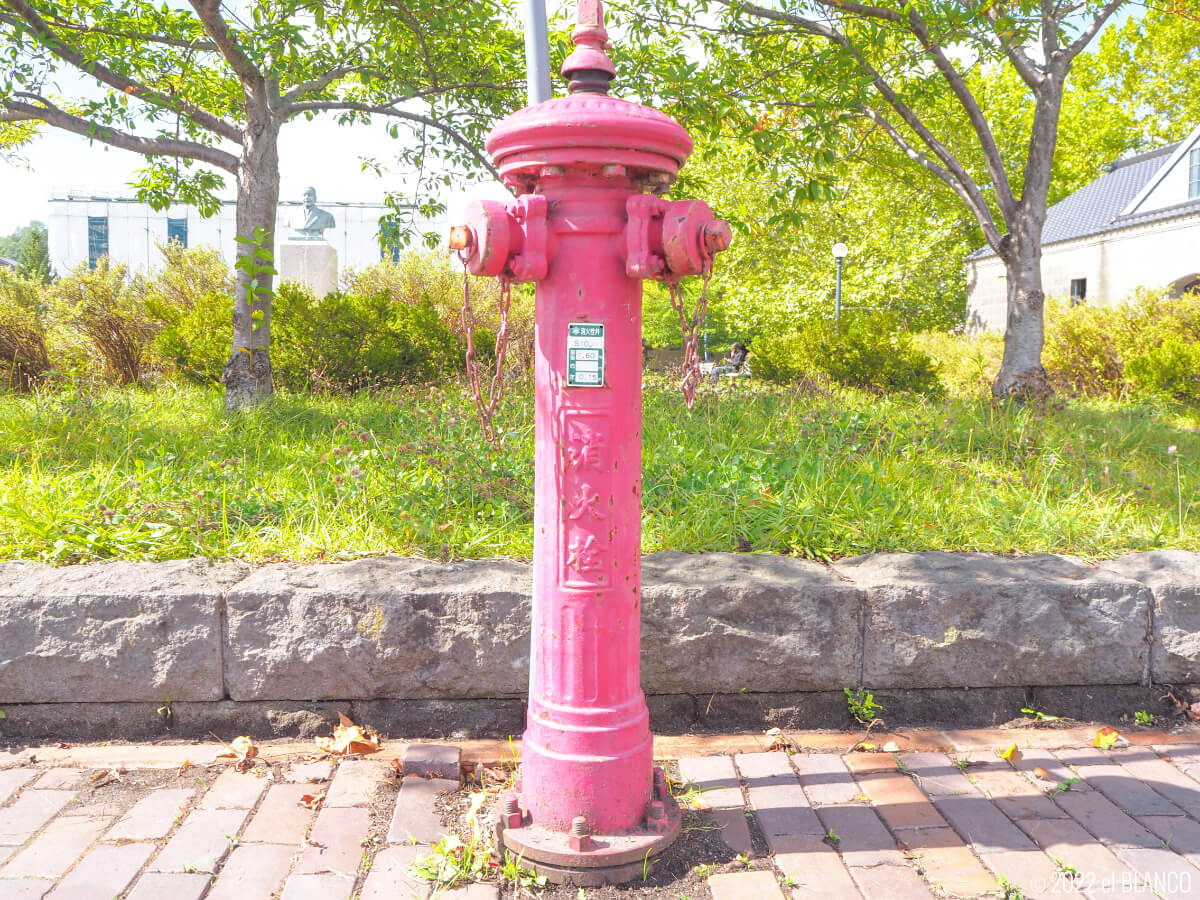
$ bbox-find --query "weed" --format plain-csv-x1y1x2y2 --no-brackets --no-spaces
1049,777,1081,797
408,792,489,889
1052,856,1080,878
181,863,197,873
997,874,1026,899
1134,710,1154,727
224,833,238,847
642,848,655,881
951,754,972,772
692,862,719,878
824,827,841,844
845,687,884,725
894,754,912,776
784,874,797,886
498,851,548,890
1020,707,1062,723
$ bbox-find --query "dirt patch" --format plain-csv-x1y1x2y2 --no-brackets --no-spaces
405,761,788,899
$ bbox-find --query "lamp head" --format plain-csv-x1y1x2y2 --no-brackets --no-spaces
831,242,849,259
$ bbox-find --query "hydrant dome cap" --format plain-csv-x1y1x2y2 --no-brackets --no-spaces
485,93,693,183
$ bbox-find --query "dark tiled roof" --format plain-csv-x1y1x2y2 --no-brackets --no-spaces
970,142,1196,260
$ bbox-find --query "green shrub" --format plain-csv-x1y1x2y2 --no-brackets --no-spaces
755,314,940,394
49,259,159,384
0,269,51,390
1043,300,1125,398
145,244,233,383
1127,340,1200,403
271,283,464,391
911,329,1003,396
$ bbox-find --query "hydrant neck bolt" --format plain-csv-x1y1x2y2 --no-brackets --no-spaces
570,816,590,836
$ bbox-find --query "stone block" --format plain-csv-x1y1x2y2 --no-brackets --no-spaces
838,552,1150,688
225,558,531,701
641,551,862,692
278,240,337,298
1105,551,1200,682
0,559,244,703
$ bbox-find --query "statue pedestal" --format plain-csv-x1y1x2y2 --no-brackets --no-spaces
279,240,338,297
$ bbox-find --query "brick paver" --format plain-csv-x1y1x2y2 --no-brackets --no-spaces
0,793,74,846
707,807,752,853
294,806,369,876
325,759,387,808
8,734,1200,898
45,843,154,900
0,814,111,879
0,771,37,806
402,743,462,781
0,878,54,898
198,770,269,810
388,777,457,845
286,761,333,783
124,872,211,900
848,863,936,899
770,832,859,899
708,869,787,899
360,844,431,900
207,843,297,900
208,844,297,900
1055,747,1183,816
29,771,81,792
241,783,317,845
105,788,194,841
279,872,356,900
149,807,248,873
677,755,743,809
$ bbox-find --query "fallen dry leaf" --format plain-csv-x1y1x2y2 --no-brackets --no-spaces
90,768,124,787
998,743,1022,764
881,741,900,753
1032,765,1052,781
852,741,877,752
299,791,325,809
1093,726,1121,750
56,742,71,750
176,760,192,777
315,712,380,756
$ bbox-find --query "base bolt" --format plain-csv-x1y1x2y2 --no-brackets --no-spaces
645,799,669,834
503,794,523,828
568,815,592,852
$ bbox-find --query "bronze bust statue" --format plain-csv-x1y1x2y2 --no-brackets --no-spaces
290,187,336,240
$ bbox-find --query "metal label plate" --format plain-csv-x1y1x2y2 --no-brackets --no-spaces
566,323,605,387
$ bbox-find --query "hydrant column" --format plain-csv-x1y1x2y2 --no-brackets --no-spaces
451,0,730,883
525,173,650,834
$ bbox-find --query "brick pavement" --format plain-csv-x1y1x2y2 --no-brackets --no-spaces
4,733,1200,896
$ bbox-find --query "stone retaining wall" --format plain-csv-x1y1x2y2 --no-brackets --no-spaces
0,550,1197,736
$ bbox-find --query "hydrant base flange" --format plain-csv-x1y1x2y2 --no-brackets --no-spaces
497,793,682,885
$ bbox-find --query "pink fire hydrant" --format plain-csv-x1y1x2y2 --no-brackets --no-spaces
450,0,730,884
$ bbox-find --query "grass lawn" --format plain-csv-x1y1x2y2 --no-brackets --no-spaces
0,377,1197,563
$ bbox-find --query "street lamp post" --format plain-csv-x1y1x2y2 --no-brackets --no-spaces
832,241,848,326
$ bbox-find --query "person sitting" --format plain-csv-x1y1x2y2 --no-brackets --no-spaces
711,342,748,380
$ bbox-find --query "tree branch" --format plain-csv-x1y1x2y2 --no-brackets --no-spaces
0,0,242,142
1065,0,1126,60
1,98,238,171
901,6,1017,220
287,100,500,181
187,0,262,87
861,106,1003,251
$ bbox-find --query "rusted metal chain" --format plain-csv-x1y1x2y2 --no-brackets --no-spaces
665,263,713,411
461,269,513,445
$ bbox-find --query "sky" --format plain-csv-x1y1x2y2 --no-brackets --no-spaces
0,1,1140,238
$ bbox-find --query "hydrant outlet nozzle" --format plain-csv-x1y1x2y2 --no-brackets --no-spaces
447,225,474,252
703,220,732,255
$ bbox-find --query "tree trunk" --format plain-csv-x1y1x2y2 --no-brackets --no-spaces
992,226,1052,401
223,103,280,410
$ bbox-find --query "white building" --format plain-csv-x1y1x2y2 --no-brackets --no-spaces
46,191,415,277
966,124,1200,330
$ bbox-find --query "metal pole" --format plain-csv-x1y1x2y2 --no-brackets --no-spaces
835,257,843,326
522,0,552,104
